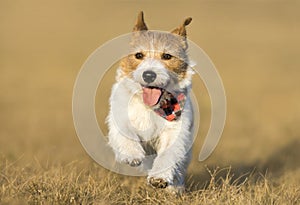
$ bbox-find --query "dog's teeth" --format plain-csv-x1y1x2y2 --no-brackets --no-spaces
126,159,142,167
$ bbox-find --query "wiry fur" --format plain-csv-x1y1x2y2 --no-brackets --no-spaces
106,12,194,192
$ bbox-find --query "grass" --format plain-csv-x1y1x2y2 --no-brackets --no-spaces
1,159,299,204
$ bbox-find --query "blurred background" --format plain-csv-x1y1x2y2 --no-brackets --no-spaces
1,0,299,183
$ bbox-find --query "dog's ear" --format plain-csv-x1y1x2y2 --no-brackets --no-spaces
133,11,148,31
171,17,192,37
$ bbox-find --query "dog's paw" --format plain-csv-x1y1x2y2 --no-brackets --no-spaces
114,149,145,167
166,185,186,195
123,158,142,167
148,177,168,189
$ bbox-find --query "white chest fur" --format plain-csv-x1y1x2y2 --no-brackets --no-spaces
127,93,164,141
109,77,187,143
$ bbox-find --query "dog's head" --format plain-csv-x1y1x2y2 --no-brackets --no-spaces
119,11,194,107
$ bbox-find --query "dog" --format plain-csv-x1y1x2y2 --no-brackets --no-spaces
106,11,194,192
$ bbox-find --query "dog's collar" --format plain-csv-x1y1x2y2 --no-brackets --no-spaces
151,90,186,121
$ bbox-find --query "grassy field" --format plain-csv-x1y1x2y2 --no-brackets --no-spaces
0,0,300,204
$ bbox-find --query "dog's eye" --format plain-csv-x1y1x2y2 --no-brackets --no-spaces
161,53,172,60
135,52,144,59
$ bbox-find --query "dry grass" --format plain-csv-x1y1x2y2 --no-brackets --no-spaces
1,0,300,204
0,159,299,204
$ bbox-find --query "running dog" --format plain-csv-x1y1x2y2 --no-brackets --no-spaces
107,11,194,192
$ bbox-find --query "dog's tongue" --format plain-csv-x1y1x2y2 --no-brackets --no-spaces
142,87,161,106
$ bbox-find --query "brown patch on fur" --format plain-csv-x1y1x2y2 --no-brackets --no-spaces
120,51,188,79
119,54,142,77
161,54,188,80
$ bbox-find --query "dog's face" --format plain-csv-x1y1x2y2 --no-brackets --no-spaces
119,12,193,106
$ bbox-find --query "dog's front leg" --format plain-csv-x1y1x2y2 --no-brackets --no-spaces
107,112,145,167
147,120,193,190
107,81,146,167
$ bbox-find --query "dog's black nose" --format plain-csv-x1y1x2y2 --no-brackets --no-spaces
142,70,156,83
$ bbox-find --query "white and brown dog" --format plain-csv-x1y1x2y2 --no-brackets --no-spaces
106,12,194,191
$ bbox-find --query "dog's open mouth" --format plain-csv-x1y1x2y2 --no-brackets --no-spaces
142,86,163,106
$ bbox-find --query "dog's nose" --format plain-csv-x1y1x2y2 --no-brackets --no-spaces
142,70,156,83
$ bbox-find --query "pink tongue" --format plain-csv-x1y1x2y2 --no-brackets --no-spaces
142,87,162,106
